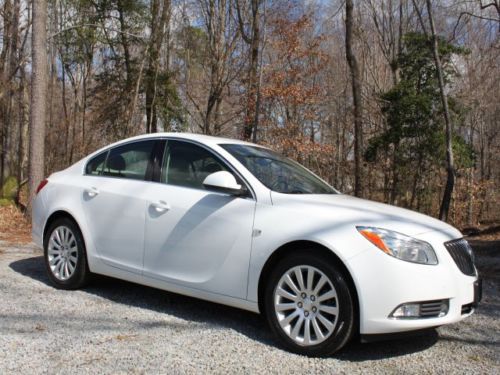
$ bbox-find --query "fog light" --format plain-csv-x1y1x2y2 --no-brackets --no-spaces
391,303,421,318
390,300,449,319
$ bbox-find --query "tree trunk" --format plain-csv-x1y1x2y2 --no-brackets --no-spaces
16,63,27,209
146,0,170,133
425,0,455,222
0,0,14,193
201,0,230,135
27,0,48,217
117,0,132,83
238,0,261,141
345,0,364,197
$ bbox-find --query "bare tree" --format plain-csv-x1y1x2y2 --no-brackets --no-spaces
145,0,171,133
0,0,496,227
423,0,456,221
345,0,364,197
0,0,23,193
236,0,263,141
27,0,48,216
196,0,240,135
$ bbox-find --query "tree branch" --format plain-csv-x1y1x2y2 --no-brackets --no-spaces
411,0,429,37
49,24,146,40
235,0,251,44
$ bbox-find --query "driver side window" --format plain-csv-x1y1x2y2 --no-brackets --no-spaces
161,140,231,189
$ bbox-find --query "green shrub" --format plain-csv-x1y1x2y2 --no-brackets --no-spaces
2,176,18,199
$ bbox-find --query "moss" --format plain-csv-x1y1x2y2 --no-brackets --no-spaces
2,176,18,199
0,198,13,207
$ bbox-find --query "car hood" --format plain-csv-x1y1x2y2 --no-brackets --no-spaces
270,193,462,239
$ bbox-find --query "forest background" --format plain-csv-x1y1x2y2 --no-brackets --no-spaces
0,0,498,230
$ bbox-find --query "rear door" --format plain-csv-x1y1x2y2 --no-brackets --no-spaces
81,139,159,274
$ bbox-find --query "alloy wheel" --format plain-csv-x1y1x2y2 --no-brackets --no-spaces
273,265,339,346
47,226,79,281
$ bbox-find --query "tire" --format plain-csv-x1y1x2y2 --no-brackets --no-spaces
44,217,90,290
264,252,355,356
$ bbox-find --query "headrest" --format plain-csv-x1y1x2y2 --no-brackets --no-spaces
106,154,126,171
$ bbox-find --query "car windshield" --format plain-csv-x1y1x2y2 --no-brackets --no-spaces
220,144,337,194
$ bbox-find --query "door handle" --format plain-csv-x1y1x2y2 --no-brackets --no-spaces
85,187,99,197
151,200,170,213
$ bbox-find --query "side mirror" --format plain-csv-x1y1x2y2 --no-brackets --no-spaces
202,171,243,195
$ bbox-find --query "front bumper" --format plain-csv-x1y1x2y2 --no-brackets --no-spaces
347,230,479,335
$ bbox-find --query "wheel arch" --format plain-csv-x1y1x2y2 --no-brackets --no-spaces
257,240,360,333
43,210,85,247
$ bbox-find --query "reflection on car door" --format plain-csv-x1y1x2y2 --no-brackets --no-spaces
143,140,256,299
81,140,156,274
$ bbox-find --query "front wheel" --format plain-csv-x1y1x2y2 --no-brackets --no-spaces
44,217,90,289
264,252,355,356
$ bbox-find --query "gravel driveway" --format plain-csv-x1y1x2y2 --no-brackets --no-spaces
1,240,499,374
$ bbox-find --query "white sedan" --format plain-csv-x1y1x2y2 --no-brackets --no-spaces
32,133,481,356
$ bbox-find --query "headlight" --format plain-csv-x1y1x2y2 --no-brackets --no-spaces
356,226,438,265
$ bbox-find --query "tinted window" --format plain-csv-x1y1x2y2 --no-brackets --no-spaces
162,140,231,189
85,151,107,176
220,144,336,194
102,140,155,180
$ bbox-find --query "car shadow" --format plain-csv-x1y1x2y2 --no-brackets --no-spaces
9,255,438,360
338,331,439,361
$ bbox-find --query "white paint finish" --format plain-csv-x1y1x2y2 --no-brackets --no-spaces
202,170,242,191
143,183,255,299
81,176,150,274
31,132,477,337
347,239,476,333
270,192,462,238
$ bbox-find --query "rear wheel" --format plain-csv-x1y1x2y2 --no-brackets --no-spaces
44,217,90,289
264,252,355,356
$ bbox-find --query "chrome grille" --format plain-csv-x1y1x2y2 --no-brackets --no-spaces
444,238,476,276
420,300,448,318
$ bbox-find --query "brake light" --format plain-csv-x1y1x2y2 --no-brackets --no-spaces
36,179,49,194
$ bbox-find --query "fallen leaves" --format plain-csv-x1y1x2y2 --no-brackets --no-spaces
0,205,32,244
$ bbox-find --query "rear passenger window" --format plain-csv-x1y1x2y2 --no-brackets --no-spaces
102,140,155,180
85,152,107,176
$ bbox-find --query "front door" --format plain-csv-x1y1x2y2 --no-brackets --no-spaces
143,140,256,299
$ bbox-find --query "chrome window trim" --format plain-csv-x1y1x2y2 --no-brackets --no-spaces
160,137,256,201
82,136,257,201
84,139,157,180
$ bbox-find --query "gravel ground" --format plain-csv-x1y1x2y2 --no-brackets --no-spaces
0,239,499,374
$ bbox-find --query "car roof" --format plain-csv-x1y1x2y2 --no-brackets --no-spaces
116,132,258,147
82,132,268,164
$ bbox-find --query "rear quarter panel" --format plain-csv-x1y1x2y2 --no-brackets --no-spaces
33,161,101,272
